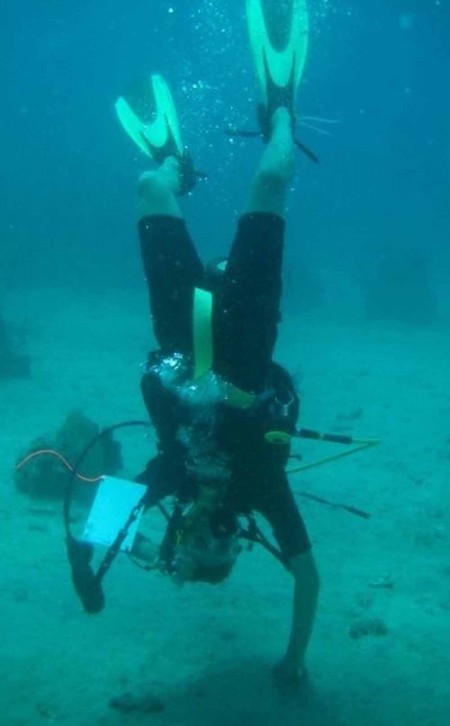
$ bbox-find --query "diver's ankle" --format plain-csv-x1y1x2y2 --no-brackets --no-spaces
271,107,293,136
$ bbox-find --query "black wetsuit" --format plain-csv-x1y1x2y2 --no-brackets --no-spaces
137,212,311,560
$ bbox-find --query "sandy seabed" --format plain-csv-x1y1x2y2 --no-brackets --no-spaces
1,286,449,726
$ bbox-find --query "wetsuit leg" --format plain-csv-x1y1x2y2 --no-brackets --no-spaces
213,212,285,393
139,215,204,354
254,467,312,560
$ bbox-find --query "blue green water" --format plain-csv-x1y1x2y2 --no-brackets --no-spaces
2,0,449,300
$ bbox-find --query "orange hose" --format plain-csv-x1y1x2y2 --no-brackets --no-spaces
16,449,102,483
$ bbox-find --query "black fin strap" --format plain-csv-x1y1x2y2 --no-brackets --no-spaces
294,139,320,164
138,131,207,195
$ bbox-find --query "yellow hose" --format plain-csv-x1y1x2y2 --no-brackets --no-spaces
287,438,380,476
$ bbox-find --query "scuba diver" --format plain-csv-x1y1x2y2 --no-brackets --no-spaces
15,0,377,697
115,0,320,689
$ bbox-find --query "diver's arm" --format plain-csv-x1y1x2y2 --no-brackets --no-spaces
134,453,179,507
274,550,320,686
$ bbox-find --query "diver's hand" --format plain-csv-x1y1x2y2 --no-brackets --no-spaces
272,655,306,691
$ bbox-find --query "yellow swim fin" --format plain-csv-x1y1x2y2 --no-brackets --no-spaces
115,75,201,193
247,0,309,132
115,74,184,162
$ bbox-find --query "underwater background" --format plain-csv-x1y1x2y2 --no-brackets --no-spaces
2,0,449,298
1,1,450,724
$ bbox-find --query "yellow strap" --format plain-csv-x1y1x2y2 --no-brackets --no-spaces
193,288,214,379
225,385,257,409
192,287,257,408
287,439,380,475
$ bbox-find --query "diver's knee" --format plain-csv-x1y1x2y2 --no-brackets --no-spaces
137,168,182,217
